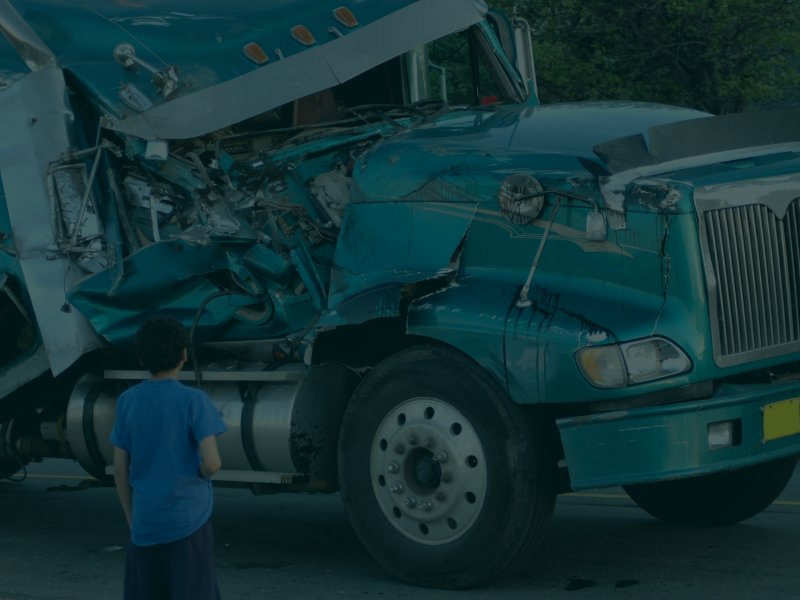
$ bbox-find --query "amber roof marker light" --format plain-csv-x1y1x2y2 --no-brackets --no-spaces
291,25,317,46
243,42,269,65
333,6,359,28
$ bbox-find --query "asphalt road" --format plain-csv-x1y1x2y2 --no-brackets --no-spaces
0,459,797,600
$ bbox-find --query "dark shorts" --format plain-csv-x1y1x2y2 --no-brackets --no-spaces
124,519,221,600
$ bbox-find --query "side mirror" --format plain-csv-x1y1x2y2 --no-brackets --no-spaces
487,9,538,103
486,9,517,64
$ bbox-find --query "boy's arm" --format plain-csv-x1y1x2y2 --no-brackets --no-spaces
198,434,222,479
113,446,132,528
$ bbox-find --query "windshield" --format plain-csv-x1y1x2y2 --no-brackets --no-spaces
413,24,523,107
196,21,525,143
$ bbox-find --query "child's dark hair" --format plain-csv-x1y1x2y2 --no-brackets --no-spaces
135,316,190,374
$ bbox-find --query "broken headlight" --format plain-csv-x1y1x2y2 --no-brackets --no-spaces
576,336,692,388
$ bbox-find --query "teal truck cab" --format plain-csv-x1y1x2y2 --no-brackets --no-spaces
0,0,798,588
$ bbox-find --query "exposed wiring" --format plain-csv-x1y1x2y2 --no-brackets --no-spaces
188,290,237,390
188,286,264,389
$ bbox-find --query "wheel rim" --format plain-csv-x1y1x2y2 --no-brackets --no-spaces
370,397,488,545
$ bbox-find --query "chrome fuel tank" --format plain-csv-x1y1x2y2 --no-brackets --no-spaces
66,362,358,489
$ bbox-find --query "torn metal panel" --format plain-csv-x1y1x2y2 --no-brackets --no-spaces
328,201,475,308
0,272,48,397
0,344,48,399
315,283,408,330
66,239,253,345
0,0,53,70
99,0,485,140
0,64,103,374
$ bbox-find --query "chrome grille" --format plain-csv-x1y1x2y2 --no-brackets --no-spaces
700,198,800,366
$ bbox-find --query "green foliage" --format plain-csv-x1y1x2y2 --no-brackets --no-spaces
493,0,800,113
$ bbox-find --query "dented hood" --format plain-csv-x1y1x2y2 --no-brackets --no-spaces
354,101,710,202
1,0,486,139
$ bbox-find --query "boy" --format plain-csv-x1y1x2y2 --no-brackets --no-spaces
111,316,228,599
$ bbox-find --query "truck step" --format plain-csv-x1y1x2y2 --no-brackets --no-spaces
103,369,304,383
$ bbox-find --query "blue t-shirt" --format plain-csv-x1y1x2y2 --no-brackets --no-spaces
110,378,227,547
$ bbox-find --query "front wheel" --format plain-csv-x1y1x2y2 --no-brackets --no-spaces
338,345,556,589
624,456,798,526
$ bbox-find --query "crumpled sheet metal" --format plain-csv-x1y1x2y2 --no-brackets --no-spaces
66,239,247,346
0,64,103,375
324,201,476,325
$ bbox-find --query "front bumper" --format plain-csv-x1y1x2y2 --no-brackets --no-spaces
557,380,800,490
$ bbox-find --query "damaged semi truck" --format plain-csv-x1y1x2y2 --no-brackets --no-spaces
1,0,800,588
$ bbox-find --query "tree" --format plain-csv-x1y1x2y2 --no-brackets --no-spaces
494,0,800,113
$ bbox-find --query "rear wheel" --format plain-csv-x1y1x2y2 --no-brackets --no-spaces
624,456,798,526
338,345,556,588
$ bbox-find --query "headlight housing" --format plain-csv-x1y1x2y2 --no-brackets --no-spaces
576,337,692,389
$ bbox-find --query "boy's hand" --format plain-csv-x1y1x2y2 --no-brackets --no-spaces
198,435,222,478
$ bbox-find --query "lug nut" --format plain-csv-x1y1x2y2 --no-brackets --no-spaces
432,451,448,463
408,435,418,446
420,500,433,512
425,438,435,448
390,483,404,494
405,497,417,508
387,462,400,474
394,444,405,455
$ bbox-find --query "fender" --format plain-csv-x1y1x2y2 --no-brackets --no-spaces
407,269,705,407
406,275,514,398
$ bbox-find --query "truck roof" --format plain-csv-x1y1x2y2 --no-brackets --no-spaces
1,0,488,139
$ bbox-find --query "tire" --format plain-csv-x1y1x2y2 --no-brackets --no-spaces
624,455,798,526
0,422,25,480
0,460,22,480
338,345,556,589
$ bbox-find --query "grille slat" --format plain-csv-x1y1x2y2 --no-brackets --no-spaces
737,206,757,349
761,206,777,346
789,203,800,332
711,210,737,354
774,211,791,344
702,198,800,365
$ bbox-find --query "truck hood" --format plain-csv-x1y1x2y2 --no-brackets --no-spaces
2,0,487,139
355,100,800,218
439,101,710,159
354,101,710,202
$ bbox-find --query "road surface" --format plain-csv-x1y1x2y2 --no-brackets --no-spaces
0,459,797,599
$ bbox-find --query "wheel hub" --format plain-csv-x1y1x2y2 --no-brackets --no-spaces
370,397,487,545
411,451,441,490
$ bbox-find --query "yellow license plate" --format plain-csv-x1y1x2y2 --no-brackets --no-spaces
763,398,800,442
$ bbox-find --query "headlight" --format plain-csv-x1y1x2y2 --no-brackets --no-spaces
575,344,626,388
576,337,691,389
